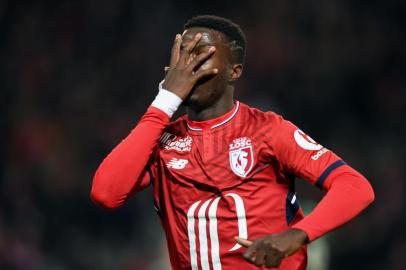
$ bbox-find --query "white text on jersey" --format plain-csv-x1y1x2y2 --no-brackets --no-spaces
160,132,192,152
311,148,329,160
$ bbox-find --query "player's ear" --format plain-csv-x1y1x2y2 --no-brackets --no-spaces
229,64,243,83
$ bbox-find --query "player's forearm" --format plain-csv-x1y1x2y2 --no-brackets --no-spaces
91,107,169,209
292,166,375,242
91,87,182,209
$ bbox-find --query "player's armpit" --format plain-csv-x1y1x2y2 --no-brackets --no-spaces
291,164,375,242
91,106,169,210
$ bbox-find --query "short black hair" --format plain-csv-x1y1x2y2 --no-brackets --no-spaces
184,15,246,64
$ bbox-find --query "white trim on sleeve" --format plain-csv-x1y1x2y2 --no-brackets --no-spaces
151,81,183,117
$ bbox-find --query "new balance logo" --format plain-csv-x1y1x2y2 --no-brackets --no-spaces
167,158,188,169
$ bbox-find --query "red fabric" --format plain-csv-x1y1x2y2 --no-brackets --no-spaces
266,113,375,242
292,164,375,241
91,106,169,209
267,113,342,186
91,102,374,269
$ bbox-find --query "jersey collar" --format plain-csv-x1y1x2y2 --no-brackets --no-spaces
186,101,240,131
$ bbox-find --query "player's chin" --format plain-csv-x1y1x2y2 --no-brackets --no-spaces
183,91,200,107
183,88,208,109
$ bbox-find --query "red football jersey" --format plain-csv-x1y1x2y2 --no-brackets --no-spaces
143,101,342,270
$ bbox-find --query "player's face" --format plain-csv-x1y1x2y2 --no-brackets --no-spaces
180,27,234,109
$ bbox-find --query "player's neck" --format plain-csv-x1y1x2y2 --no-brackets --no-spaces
186,90,234,122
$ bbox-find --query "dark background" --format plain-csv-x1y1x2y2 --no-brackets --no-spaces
2,0,405,269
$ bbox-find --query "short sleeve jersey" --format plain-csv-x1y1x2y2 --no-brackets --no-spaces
147,101,343,270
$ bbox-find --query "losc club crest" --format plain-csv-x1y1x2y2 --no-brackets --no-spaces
229,137,254,177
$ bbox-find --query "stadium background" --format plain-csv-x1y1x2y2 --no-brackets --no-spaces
1,0,405,269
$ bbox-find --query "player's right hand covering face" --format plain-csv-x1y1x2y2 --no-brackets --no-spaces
162,33,218,100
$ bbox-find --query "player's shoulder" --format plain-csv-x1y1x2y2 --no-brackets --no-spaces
239,102,286,126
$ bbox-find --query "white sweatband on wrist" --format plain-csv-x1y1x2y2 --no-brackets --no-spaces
151,80,183,117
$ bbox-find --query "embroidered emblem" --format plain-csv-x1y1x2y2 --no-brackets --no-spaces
229,137,254,177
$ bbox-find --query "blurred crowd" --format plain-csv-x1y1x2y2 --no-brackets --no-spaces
1,0,405,269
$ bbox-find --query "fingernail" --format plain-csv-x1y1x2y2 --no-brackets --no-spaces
175,34,181,40
209,46,216,52
213,68,218,73
196,33,202,39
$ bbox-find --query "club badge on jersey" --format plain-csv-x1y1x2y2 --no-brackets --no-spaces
229,137,254,177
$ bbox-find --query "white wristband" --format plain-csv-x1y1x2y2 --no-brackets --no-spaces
151,81,183,117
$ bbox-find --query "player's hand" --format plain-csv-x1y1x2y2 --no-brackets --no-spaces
235,229,308,268
162,33,218,100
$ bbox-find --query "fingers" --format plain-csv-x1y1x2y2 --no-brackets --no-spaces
192,68,218,82
234,237,253,248
265,251,283,268
243,240,259,262
265,248,282,268
254,250,266,266
265,253,273,268
169,34,182,68
186,46,216,72
241,238,284,269
179,33,202,64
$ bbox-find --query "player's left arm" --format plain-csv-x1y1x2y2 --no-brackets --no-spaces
236,114,375,268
